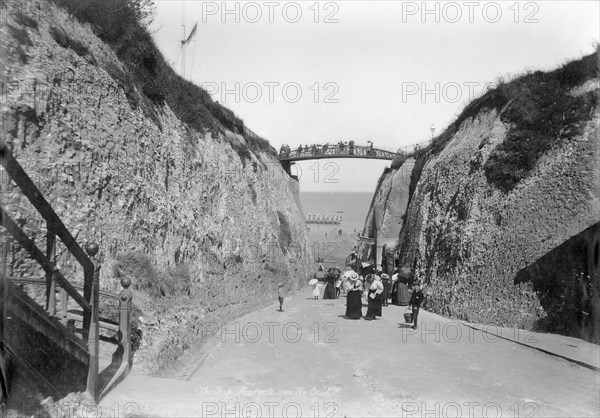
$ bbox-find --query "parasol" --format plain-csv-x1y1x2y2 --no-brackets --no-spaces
398,266,413,278
343,270,355,279
397,266,414,283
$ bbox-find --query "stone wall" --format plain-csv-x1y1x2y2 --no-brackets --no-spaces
359,159,414,268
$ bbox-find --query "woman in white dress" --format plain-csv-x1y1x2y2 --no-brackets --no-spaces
312,282,321,299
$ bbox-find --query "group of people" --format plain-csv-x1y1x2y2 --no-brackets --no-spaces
311,265,343,300
279,141,377,158
338,270,425,329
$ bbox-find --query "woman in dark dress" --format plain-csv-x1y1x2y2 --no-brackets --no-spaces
322,269,337,300
345,272,363,319
365,274,384,320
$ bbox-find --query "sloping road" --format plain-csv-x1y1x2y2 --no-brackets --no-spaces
102,289,600,417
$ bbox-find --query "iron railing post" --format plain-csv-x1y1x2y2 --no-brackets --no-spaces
119,277,133,372
60,287,68,326
85,242,100,401
45,229,56,316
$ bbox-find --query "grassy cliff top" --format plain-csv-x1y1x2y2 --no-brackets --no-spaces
415,48,599,193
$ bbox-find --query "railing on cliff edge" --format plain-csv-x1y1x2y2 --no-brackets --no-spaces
0,140,133,400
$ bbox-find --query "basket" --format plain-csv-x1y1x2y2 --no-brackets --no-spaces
403,311,413,323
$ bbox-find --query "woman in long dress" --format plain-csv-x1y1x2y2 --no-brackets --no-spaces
396,267,412,306
365,274,384,320
322,270,337,300
345,272,363,319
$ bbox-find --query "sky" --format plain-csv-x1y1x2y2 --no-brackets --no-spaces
149,1,599,192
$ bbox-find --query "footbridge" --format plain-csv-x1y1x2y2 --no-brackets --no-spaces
278,141,430,175
279,143,401,162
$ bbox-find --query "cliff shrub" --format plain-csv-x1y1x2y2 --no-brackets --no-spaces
484,50,598,192
390,154,407,170
6,23,32,63
277,211,292,252
49,26,89,57
113,252,191,298
16,9,39,30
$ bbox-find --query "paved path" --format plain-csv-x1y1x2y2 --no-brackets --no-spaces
102,289,600,417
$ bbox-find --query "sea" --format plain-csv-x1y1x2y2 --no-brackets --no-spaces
299,192,374,234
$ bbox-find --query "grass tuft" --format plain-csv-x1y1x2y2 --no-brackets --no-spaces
50,26,90,57
113,252,191,298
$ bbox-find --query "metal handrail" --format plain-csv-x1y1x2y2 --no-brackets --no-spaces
0,141,134,400
0,141,94,325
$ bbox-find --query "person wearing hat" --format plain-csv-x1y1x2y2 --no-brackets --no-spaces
345,272,363,319
391,268,399,304
380,273,391,306
408,281,425,329
364,273,384,320
277,283,285,312
396,266,413,306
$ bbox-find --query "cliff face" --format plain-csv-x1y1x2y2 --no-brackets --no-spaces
363,57,599,342
1,1,310,372
359,159,414,266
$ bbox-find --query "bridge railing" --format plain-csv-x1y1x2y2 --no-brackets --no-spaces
0,140,132,400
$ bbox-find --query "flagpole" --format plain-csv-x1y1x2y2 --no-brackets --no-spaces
182,24,186,78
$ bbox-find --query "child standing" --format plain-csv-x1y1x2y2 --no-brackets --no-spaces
278,283,285,311
277,283,284,312
312,281,320,299
408,281,425,330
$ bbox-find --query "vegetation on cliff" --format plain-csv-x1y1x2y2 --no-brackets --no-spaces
49,0,275,161
388,49,599,341
407,48,598,197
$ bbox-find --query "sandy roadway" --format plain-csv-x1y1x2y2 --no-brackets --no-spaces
101,288,600,417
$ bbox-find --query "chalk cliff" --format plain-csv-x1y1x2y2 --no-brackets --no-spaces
363,52,599,342
1,0,310,373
